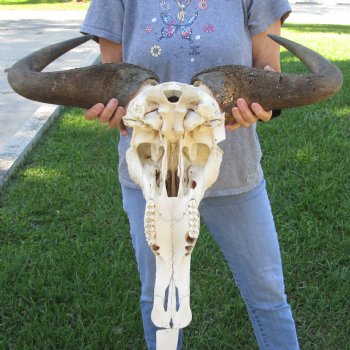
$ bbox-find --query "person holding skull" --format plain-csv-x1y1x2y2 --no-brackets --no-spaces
80,0,299,349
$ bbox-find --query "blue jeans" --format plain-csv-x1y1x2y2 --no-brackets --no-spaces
121,180,299,350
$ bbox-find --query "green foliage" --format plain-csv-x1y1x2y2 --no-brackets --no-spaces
1,24,350,349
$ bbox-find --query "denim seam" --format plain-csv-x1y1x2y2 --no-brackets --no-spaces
235,277,270,350
249,307,270,349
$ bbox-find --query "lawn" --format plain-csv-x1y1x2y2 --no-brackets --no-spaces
1,24,349,349
0,0,90,10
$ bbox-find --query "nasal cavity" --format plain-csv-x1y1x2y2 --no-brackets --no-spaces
164,89,182,103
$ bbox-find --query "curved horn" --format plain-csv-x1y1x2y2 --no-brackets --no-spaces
191,35,343,123
8,35,159,109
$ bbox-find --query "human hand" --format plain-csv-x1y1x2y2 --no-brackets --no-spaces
225,66,274,132
84,98,127,135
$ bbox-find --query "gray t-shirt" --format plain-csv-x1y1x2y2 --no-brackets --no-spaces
81,0,291,196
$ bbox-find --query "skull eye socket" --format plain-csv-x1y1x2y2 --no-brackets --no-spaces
137,143,152,160
183,144,210,166
137,143,165,163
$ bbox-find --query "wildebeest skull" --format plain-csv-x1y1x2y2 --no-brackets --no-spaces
124,81,225,327
7,35,343,330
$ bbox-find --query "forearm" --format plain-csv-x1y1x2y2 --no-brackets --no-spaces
251,19,281,72
99,37,123,64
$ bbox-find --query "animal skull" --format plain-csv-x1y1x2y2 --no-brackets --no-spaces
124,82,225,328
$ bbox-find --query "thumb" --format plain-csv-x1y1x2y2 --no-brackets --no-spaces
264,65,275,72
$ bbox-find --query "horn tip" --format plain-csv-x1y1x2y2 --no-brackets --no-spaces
267,34,285,46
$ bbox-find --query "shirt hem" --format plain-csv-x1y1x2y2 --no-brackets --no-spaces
249,5,292,37
80,24,122,44
118,175,264,198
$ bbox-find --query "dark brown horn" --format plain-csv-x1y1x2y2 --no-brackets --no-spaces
8,35,159,109
191,35,343,123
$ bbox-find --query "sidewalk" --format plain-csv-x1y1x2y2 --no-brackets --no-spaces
0,4,349,186
0,10,99,185
0,11,97,150
287,2,350,25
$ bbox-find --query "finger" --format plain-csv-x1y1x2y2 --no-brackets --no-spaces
109,106,127,135
99,98,118,123
117,107,128,136
232,107,250,128
234,98,258,128
108,106,123,129
84,103,104,120
251,103,273,122
264,65,275,72
237,99,257,124
225,123,241,132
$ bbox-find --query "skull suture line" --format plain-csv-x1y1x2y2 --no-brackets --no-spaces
124,82,225,328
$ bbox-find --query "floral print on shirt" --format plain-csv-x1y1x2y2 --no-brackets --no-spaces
147,0,214,62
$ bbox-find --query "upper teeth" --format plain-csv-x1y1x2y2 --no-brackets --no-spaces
145,200,157,246
188,199,200,239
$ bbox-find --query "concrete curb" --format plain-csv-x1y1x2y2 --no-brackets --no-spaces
0,105,62,186
0,52,100,187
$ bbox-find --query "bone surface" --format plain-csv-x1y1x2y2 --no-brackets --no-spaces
124,82,225,329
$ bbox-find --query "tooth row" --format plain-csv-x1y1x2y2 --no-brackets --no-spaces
188,199,200,239
144,200,156,246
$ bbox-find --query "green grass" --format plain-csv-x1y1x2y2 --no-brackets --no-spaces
0,0,90,10
1,24,350,349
